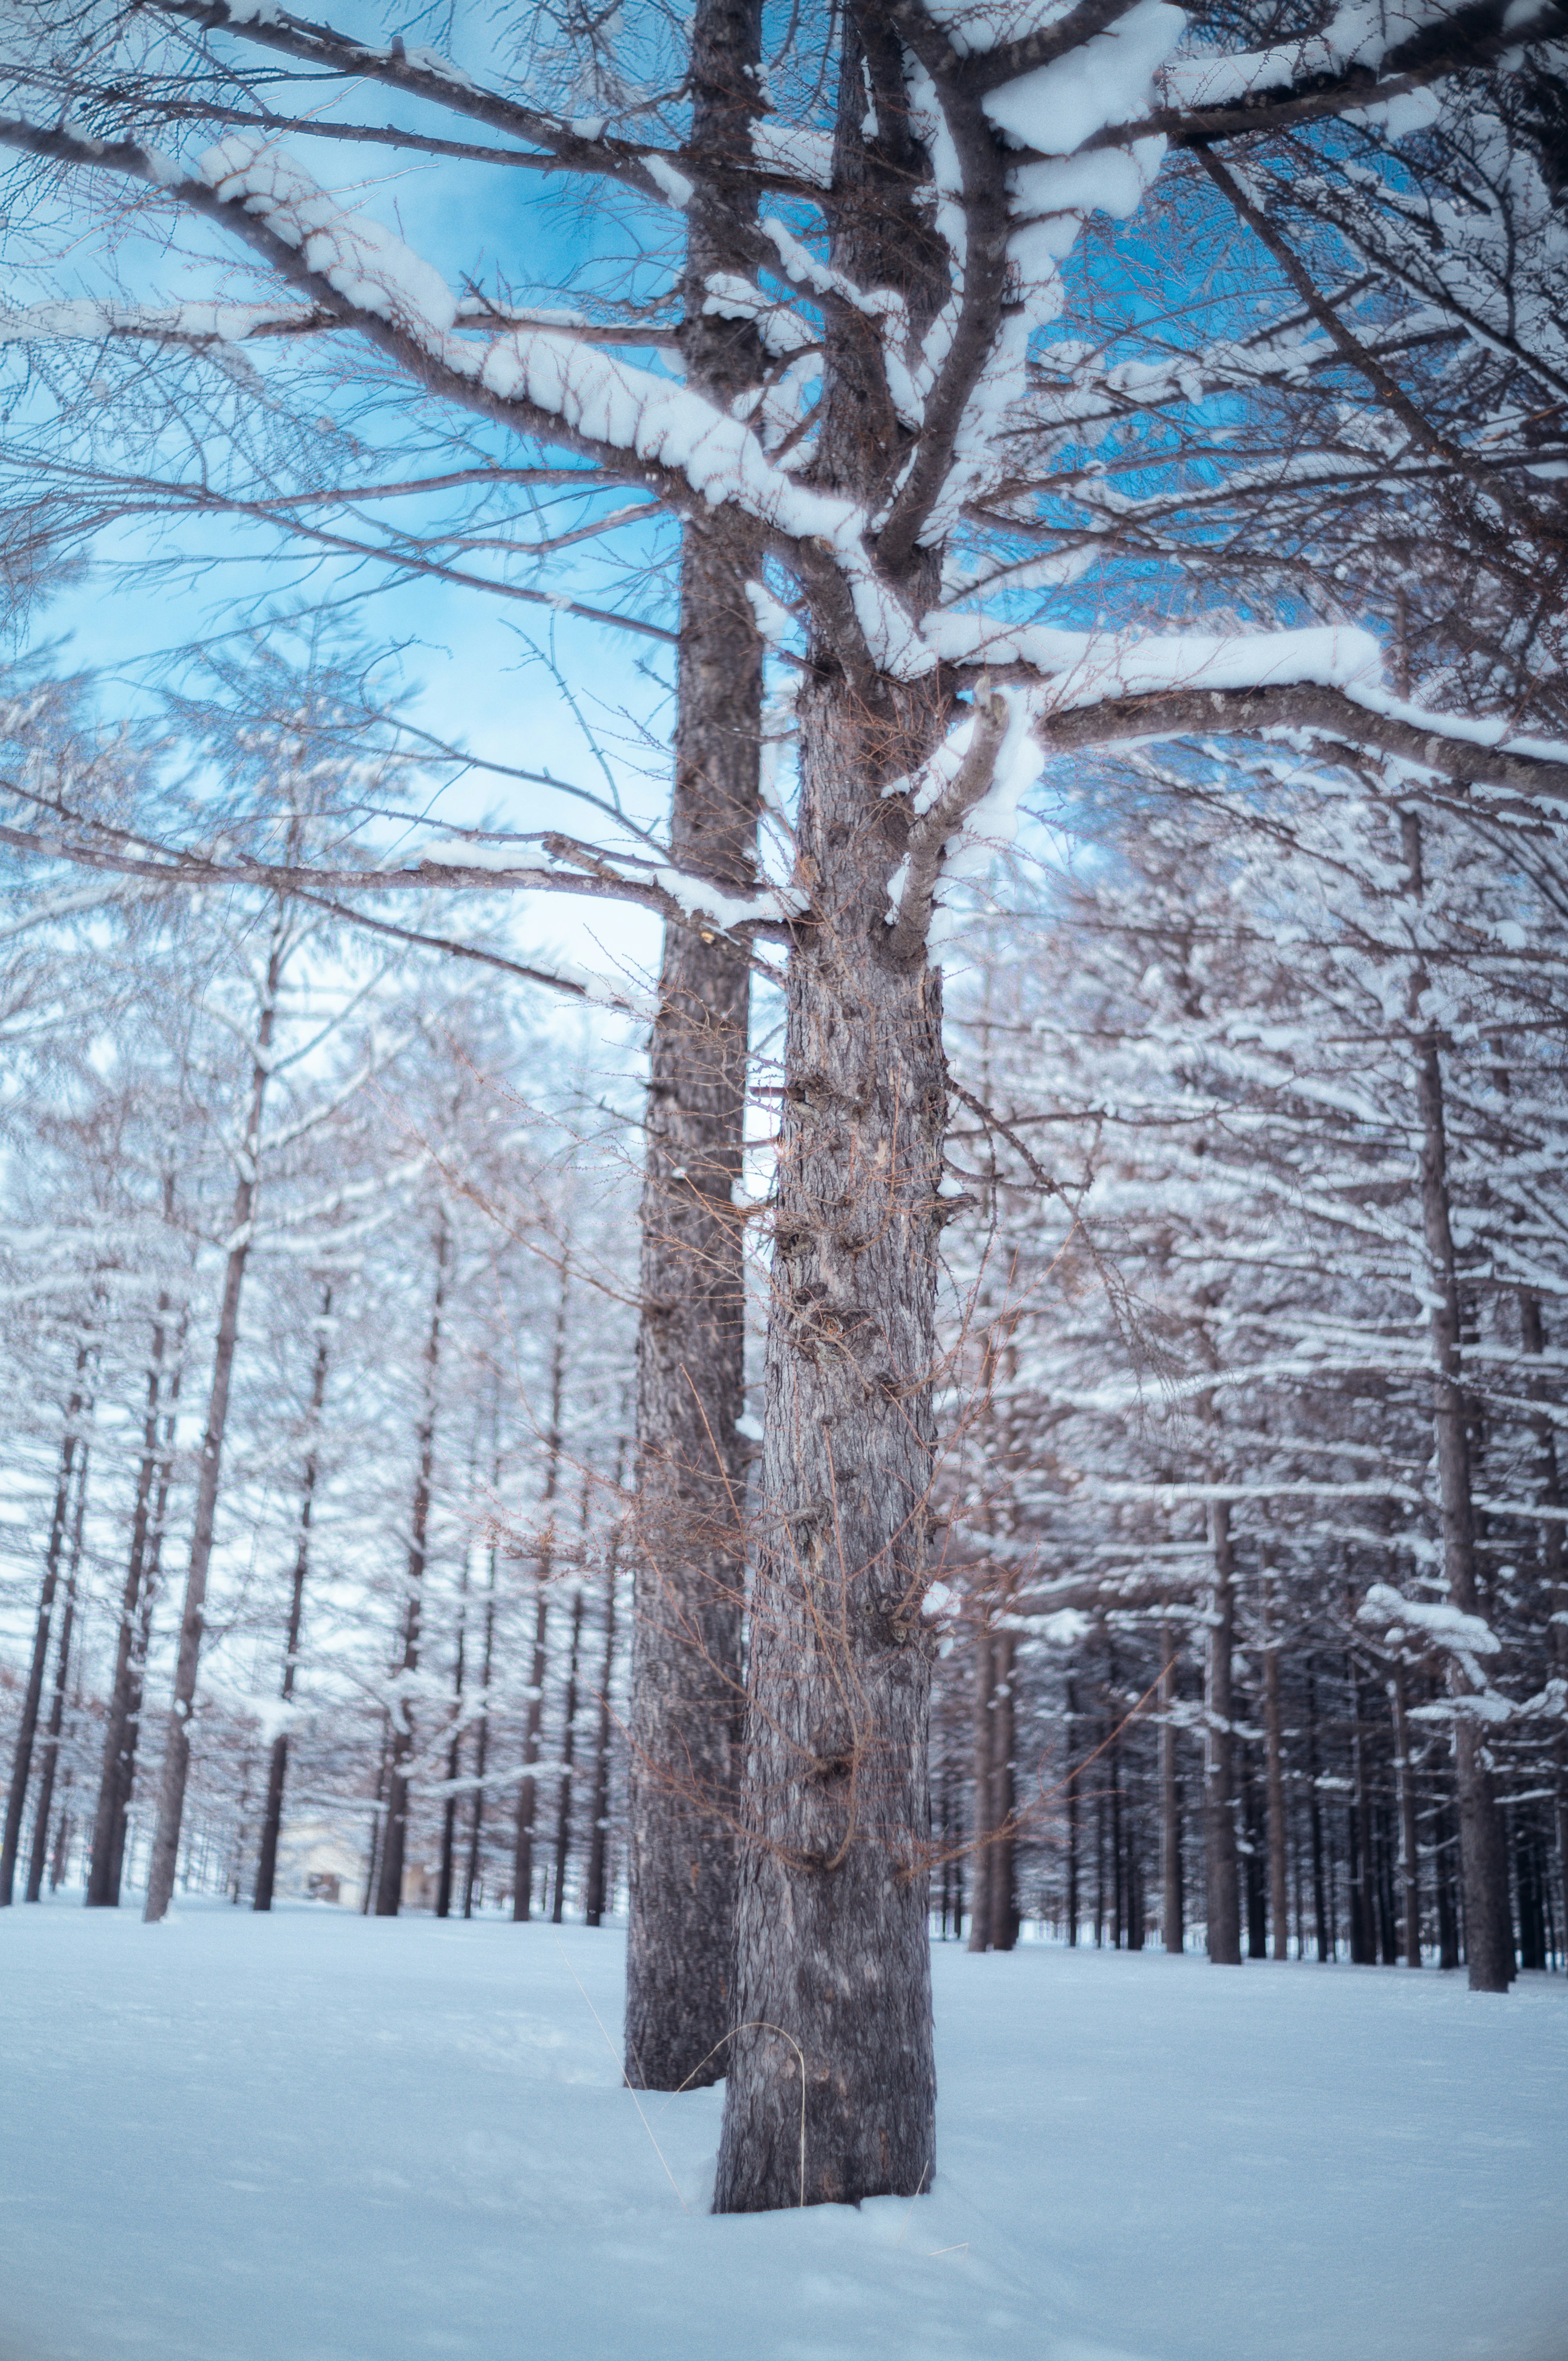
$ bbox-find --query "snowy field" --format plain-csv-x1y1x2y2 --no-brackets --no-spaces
1,1900,1564,2361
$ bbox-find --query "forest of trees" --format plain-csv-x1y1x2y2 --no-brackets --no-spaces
0,0,1566,2222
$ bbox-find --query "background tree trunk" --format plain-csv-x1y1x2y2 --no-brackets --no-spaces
550,1584,584,1922
513,1269,567,1924
967,1623,996,1953
623,0,764,2094
1205,1502,1243,1964
87,1308,169,1908
1262,1602,1290,1960
1160,1641,1184,1953
145,926,285,1925
584,1522,620,1928
254,1284,332,1914
25,1439,89,1903
1405,814,1512,1991
375,1219,449,1919
1,1367,87,1906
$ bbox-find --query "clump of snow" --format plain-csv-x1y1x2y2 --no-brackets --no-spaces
196,134,457,336
983,1,1183,151
1359,1581,1502,1656
750,120,835,187
644,154,694,209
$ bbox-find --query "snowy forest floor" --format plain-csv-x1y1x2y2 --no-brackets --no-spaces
1,1899,1564,2361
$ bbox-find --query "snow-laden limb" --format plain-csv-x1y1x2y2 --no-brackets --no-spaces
0,297,332,346
1358,1580,1502,1657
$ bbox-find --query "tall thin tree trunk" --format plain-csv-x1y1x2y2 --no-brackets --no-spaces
145,923,286,1924
1065,1675,1080,1946
109,1354,182,1904
1403,811,1512,1992
88,1300,170,1908
514,1266,568,1924
550,1583,585,1924
254,1283,332,1914
987,1630,1017,1952
1160,1639,1184,1954
1305,1660,1330,1961
1389,1665,1422,1966
584,1518,621,1928
624,0,764,2093
1204,1501,1242,1964
463,1483,499,1920
1262,1594,1289,1961
2,1362,88,1906
1521,1295,1568,1950
376,1218,449,1918
26,1437,89,1903
967,1622,996,1953
435,1540,468,1922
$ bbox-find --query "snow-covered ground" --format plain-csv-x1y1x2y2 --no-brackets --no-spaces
2,1899,1564,2361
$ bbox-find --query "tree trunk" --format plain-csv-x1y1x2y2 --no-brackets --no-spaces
435,1544,468,1923
513,1268,567,1924
87,1304,170,1908
987,1630,1017,1952
375,1220,449,1918
109,1358,182,1904
1305,1660,1330,1960
145,925,286,1924
584,1522,620,1928
1521,1295,1568,1953
463,1498,499,1920
1262,1615,1289,1961
2,1369,87,1906
1404,810,1512,1992
1065,1676,1080,1946
623,0,764,2093
1204,1501,1242,1964
712,647,946,2212
967,1623,996,1952
1160,1639,1184,1953
254,1284,332,1914
550,1584,585,1923
25,1439,89,1903
1389,1667,1422,1966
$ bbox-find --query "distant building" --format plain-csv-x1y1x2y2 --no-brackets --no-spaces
272,1819,368,1911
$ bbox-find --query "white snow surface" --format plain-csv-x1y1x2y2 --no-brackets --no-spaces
2,1898,1565,2361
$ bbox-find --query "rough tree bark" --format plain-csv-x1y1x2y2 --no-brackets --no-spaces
375,1215,449,1918
253,1282,332,1914
623,0,765,2093
1404,812,1513,1992
1,1361,87,1906
1204,1501,1243,1964
145,919,287,1924
25,1438,89,1903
